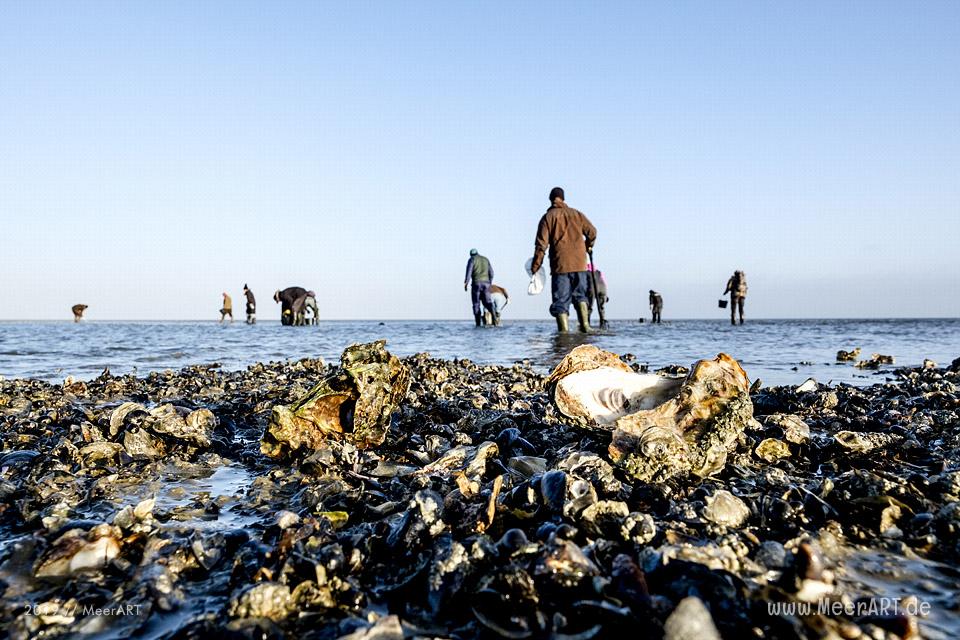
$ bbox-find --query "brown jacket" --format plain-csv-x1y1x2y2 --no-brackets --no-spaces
531,202,597,275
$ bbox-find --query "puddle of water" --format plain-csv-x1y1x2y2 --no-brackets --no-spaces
835,549,960,640
113,460,262,531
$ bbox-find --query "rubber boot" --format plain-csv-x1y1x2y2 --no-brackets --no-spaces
556,313,569,332
475,313,482,327
575,301,591,333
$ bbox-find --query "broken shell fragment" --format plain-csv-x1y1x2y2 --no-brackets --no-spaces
702,490,751,528
834,430,898,453
261,340,410,456
764,413,810,444
755,438,791,462
34,524,122,578
148,404,216,447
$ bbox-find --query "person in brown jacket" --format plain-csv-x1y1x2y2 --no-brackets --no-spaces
724,271,748,325
530,187,598,332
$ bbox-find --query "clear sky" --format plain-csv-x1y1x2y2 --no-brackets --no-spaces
1,2,958,320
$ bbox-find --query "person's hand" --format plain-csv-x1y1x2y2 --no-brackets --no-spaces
464,283,468,291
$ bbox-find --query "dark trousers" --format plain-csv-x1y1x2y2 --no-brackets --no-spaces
550,272,589,317
652,308,662,323
731,296,745,324
471,282,494,316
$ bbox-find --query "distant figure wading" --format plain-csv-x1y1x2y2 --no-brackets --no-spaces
71,304,88,323
489,284,509,325
243,284,256,325
649,290,663,324
220,293,233,324
724,271,748,325
292,291,318,326
530,187,597,333
585,263,608,326
274,287,308,326
464,249,497,326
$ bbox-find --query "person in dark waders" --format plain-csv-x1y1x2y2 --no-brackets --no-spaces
585,263,608,326
464,249,497,326
529,187,597,333
724,270,748,325
649,290,663,324
243,284,256,324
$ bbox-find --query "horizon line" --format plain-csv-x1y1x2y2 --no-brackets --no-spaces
2,316,959,323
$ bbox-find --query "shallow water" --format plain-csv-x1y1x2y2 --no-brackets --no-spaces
836,549,960,640
1,318,958,387
117,461,261,531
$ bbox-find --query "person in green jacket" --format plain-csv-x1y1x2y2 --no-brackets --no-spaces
464,249,496,326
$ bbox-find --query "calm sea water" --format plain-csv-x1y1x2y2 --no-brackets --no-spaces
0,319,958,387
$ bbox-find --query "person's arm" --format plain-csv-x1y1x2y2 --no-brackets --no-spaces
464,257,474,290
582,213,597,251
488,261,494,282
531,217,549,274
724,278,732,294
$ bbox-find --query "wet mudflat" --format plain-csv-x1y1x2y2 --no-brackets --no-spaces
0,348,958,639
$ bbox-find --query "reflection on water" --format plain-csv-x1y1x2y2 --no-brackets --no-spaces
836,549,960,640
1,318,959,387
113,460,260,531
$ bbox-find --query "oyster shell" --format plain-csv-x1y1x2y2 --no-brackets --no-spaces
262,340,409,456
547,345,682,425
610,353,753,481
547,347,753,482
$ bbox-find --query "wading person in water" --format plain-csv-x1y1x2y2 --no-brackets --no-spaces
464,249,496,327
724,270,748,325
71,304,88,323
243,284,256,324
489,284,508,326
220,292,233,324
649,290,663,323
585,263,608,326
530,187,597,333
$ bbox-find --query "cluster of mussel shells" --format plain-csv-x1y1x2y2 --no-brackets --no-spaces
1,342,956,640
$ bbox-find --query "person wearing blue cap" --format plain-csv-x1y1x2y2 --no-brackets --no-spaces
464,249,496,326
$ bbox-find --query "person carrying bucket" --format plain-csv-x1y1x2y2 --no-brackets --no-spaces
529,187,597,332
724,270,748,325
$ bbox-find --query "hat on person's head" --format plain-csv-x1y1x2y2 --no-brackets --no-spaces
469,248,478,256
649,289,655,294
549,187,565,202
243,283,248,290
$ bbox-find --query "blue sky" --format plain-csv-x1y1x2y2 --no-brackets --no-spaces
1,2,957,320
